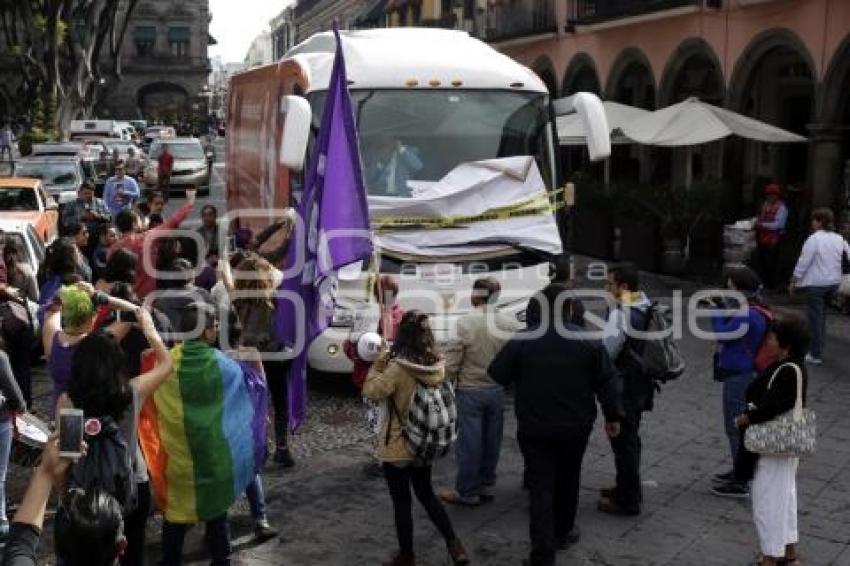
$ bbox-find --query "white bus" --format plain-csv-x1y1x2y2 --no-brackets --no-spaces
227,28,609,373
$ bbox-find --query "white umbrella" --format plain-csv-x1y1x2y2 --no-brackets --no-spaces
555,99,648,187
556,100,650,146
621,97,808,146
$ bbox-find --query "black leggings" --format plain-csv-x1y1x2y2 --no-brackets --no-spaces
263,359,290,449
383,463,457,556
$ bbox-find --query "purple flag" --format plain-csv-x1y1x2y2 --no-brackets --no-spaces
275,25,373,432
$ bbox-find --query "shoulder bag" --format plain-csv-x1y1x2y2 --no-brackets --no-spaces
744,362,816,457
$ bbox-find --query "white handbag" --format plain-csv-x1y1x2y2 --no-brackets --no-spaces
744,363,816,457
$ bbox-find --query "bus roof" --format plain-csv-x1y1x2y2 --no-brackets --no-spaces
283,28,547,95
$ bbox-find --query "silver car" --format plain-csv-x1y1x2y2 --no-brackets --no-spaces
144,138,211,196
13,156,85,204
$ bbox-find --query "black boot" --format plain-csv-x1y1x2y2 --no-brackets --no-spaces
273,445,295,468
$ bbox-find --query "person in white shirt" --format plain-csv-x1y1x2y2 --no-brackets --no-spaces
790,208,850,364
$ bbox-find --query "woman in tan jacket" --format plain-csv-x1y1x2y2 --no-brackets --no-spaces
364,310,470,566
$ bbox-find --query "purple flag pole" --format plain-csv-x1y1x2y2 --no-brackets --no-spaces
275,24,373,432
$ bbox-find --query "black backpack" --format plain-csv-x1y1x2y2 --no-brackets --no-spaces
67,416,138,515
619,303,685,384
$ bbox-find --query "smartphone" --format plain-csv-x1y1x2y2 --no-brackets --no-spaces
116,310,138,323
58,408,84,458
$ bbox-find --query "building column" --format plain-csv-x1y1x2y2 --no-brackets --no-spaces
808,124,845,209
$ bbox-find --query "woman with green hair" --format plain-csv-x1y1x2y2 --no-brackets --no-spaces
42,282,137,416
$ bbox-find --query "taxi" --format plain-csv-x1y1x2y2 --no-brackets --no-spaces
0,177,59,244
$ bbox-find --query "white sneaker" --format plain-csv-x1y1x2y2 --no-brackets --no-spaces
805,354,823,365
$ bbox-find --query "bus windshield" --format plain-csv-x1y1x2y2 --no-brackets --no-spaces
308,89,554,197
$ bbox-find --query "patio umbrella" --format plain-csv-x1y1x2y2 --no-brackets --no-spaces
621,97,808,146
555,100,650,146
555,99,648,186
622,97,807,190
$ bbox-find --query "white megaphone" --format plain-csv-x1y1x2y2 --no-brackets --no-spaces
356,332,384,362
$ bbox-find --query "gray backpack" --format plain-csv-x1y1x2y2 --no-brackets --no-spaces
640,303,686,383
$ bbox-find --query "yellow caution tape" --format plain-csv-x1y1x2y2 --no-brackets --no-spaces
373,189,565,233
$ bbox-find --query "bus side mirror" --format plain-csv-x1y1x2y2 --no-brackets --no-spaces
553,92,610,162
280,95,312,172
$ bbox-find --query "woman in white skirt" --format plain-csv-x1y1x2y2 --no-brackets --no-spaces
735,315,809,566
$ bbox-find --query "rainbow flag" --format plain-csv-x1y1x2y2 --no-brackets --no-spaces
138,342,256,523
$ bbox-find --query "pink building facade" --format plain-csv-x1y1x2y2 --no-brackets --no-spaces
491,0,850,209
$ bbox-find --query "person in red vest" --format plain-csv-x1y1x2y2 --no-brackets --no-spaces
755,182,788,289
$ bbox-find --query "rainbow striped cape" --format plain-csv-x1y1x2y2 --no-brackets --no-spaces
139,342,256,523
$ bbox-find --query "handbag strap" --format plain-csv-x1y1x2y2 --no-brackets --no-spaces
766,362,804,421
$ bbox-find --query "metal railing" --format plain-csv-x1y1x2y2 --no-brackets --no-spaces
486,0,556,42
567,0,703,26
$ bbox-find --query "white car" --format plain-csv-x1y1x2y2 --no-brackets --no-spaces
0,219,47,278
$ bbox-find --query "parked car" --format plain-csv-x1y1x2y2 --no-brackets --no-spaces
0,218,47,279
141,125,176,152
13,156,85,204
31,141,104,183
101,139,143,161
144,138,211,196
0,178,58,244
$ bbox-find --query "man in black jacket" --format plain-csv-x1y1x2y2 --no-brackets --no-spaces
489,284,622,566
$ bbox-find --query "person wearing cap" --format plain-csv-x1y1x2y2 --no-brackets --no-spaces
755,182,788,289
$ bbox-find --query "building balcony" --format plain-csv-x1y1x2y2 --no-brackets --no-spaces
124,54,210,73
485,0,557,43
566,0,711,29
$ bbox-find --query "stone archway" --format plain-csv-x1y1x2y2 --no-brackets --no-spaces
727,29,816,201
137,82,191,121
657,38,727,192
531,55,558,97
606,47,657,110
561,53,600,97
606,48,656,184
659,38,724,105
819,33,850,216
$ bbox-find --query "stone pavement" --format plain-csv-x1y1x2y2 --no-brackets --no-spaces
199,272,850,566
10,269,850,565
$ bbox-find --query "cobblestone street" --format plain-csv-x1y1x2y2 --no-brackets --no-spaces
10,269,850,565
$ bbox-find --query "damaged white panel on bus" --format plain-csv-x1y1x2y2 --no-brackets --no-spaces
368,156,562,258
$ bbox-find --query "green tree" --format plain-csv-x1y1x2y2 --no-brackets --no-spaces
0,0,140,135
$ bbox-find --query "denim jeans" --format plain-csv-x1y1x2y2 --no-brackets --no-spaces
245,474,266,520
723,371,756,465
0,418,10,523
160,515,231,566
455,386,504,498
804,285,838,359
